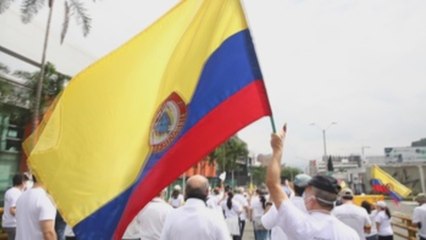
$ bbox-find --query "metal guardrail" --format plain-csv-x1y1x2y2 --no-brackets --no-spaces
392,211,417,240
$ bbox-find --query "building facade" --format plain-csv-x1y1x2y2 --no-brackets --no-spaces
0,75,32,204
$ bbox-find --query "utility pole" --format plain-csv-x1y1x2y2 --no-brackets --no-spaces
310,122,337,161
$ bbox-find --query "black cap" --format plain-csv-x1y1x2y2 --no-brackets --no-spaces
308,175,339,194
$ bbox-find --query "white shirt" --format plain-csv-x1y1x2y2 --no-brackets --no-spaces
207,194,223,216
262,196,307,240
291,196,307,212
262,205,288,240
221,199,242,219
123,197,172,239
160,198,231,240
375,210,393,236
250,195,266,218
168,194,184,208
137,197,172,240
233,193,249,221
413,204,426,238
365,209,378,237
332,202,371,239
2,187,22,228
276,200,360,240
15,187,56,240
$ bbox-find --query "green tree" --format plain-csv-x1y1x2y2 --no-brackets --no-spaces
247,165,303,188
0,0,95,133
250,165,267,186
12,62,70,111
0,63,10,74
281,166,303,181
209,136,249,184
0,64,13,117
0,0,94,43
0,63,12,95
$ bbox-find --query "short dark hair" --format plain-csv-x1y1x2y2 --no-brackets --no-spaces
12,174,24,186
361,201,372,214
171,189,180,199
294,185,305,197
342,195,354,201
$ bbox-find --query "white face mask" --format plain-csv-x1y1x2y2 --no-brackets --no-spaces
302,192,315,208
25,180,34,190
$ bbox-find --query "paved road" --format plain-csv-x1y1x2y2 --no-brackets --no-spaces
242,220,255,240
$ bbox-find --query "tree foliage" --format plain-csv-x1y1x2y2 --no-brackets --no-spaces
0,63,12,96
280,166,303,181
250,165,267,186
12,62,70,111
0,63,10,75
209,136,249,174
0,0,96,43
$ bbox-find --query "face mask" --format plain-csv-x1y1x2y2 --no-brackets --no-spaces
25,180,34,190
303,192,315,205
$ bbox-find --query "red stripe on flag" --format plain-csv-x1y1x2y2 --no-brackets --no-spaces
113,80,271,238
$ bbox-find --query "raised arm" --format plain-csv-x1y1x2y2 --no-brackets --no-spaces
266,127,288,208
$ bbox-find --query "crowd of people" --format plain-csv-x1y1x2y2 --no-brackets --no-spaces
3,130,426,240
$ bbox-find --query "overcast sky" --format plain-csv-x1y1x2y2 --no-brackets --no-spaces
1,0,426,170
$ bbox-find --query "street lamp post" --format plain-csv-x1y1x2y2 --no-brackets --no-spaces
361,146,370,166
361,146,370,158
310,122,337,161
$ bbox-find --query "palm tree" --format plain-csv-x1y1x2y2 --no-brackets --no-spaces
0,0,95,133
0,63,10,75
13,62,70,111
0,63,13,110
0,0,94,43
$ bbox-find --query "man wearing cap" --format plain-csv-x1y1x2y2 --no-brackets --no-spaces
413,193,426,240
332,188,371,239
266,130,359,240
262,173,312,240
291,174,312,211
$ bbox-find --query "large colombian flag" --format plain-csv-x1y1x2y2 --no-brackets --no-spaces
24,0,272,239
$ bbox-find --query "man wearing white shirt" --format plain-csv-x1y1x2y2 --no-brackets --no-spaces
233,187,249,238
207,187,224,215
413,193,426,240
123,189,172,240
262,173,311,240
2,174,25,240
332,188,371,239
15,175,57,240
160,175,231,240
266,127,359,240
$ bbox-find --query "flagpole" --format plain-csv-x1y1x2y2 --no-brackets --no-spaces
270,116,277,133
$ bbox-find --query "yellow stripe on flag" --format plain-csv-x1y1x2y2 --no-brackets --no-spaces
371,165,412,198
